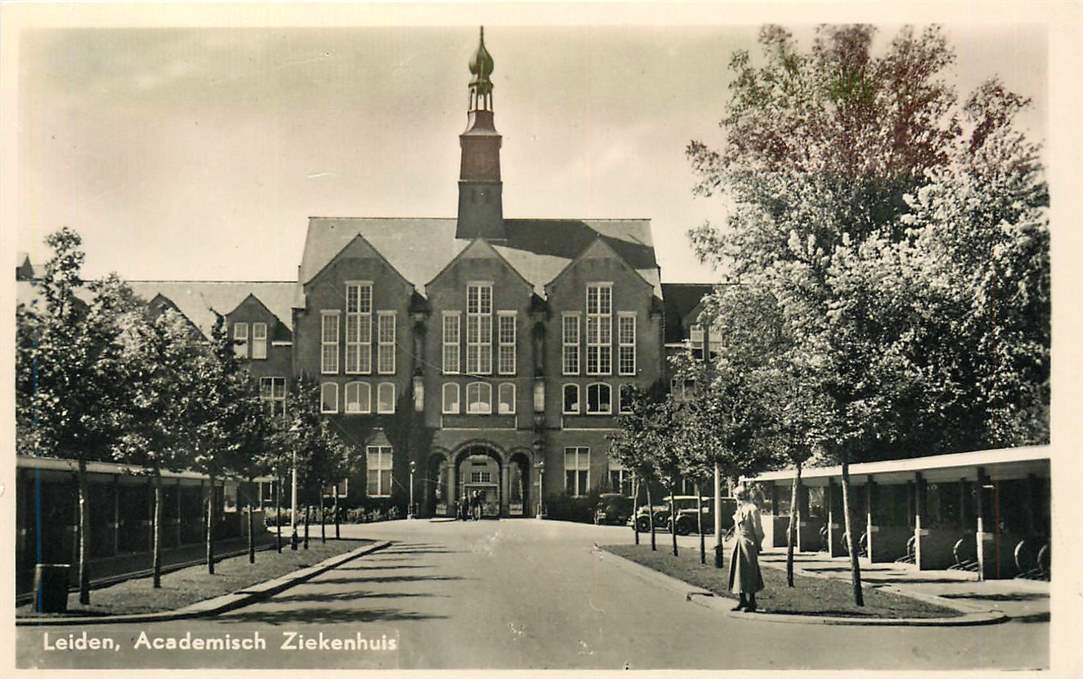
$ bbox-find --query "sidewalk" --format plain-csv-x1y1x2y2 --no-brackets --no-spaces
756,546,1049,622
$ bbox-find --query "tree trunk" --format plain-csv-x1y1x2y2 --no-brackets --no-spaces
247,477,256,564
77,460,91,605
646,482,657,551
333,484,341,539
714,462,724,568
669,481,678,557
206,476,215,575
632,477,640,545
840,455,864,606
275,472,282,553
303,504,310,550
152,472,163,588
786,462,802,588
319,489,326,544
697,480,705,565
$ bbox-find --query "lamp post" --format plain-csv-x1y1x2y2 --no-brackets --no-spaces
408,460,416,519
535,458,546,519
288,422,300,550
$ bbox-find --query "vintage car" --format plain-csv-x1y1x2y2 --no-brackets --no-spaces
593,493,635,525
630,495,737,535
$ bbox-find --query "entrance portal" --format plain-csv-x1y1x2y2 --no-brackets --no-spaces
457,448,502,518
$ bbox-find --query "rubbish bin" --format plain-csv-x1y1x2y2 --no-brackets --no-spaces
32,564,70,613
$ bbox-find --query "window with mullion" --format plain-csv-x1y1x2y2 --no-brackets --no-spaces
366,445,393,497
442,312,460,374
345,283,372,374
562,313,580,375
233,322,249,359
564,447,590,497
377,312,396,374
466,283,492,375
586,283,612,375
320,312,339,374
497,312,516,375
618,313,636,375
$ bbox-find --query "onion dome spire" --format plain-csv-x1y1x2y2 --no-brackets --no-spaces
467,26,494,112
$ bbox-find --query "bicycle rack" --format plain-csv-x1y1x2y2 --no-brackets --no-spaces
894,535,917,564
948,536,979,572
1014,539,1051,581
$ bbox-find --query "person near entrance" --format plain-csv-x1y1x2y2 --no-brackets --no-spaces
472,489,483,521
727,484,765,612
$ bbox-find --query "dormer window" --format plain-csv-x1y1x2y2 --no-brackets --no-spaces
251,322,267,360
233,322,248,359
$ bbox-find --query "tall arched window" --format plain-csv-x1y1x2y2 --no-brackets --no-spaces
586,383,611,414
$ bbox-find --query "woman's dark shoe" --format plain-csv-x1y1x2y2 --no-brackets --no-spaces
731,601,747,611
744,603,757,613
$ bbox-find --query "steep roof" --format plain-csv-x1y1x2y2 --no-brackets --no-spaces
127,281,296,336
661,282,714,343
297,217,660,304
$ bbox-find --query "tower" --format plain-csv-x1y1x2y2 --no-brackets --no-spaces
456,27,505,241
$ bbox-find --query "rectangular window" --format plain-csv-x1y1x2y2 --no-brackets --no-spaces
320,382,338,413
562,313,580,375
259,377,286,418
470,471,493,484
586,284,612,375
345,282,372,374
619,384,635,414
366,445,393,497
442,312,460,374
497,312,516,375
251,322,268,360
233,322,248,359
320,312,340,374
562,384,580,414
345,382,371,414
587,383,612,414
377,312,396,374
466,382,492,414
377,382,395,414
609,458,632,497
618,313,636,375
564,447,590,497
466,283,492,374
498,383,516,415
690,323,704,359
442,383,460,414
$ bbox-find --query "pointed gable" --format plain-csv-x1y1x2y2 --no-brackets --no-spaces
424,238,533,294
544,236,655,298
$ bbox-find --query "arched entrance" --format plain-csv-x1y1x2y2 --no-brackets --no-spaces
453,445,504,518
427,453,450,517
508,452,531,517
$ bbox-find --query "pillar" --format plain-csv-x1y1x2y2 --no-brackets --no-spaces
112,474,121,556
914,472,929,569
176,478,184,546
826,478,844,557
975,467,995,580
864,478,878,560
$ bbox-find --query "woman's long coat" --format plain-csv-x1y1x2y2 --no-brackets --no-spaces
727,501,765,594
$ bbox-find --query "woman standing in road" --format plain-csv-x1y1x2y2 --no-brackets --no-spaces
728,485,765,612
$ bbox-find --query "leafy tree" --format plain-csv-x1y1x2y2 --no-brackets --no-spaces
15,227,137,604
686,24,1047,605
174,314,248,573
609,385,665,550
231,380,276,563
113,307,203,587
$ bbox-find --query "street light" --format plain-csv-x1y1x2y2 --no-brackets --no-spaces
408,460,416,519
288,421,300,550
535,458,545,519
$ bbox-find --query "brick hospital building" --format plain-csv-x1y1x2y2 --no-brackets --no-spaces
16,29,712,520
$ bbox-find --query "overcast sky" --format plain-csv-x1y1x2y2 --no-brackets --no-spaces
16,24,1047,283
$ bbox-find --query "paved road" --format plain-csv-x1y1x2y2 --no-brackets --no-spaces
17,519,1048,670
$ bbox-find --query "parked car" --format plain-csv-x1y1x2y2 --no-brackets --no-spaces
593,493,634,525
630,496,737,535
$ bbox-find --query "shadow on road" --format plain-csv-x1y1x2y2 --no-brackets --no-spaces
339,564,433,571
939,592,1049,602
270,590,447,604
314,574,466,585
217,606,448,626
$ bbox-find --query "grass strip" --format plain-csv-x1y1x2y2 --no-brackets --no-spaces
18,537,373,618
602,543,961,619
